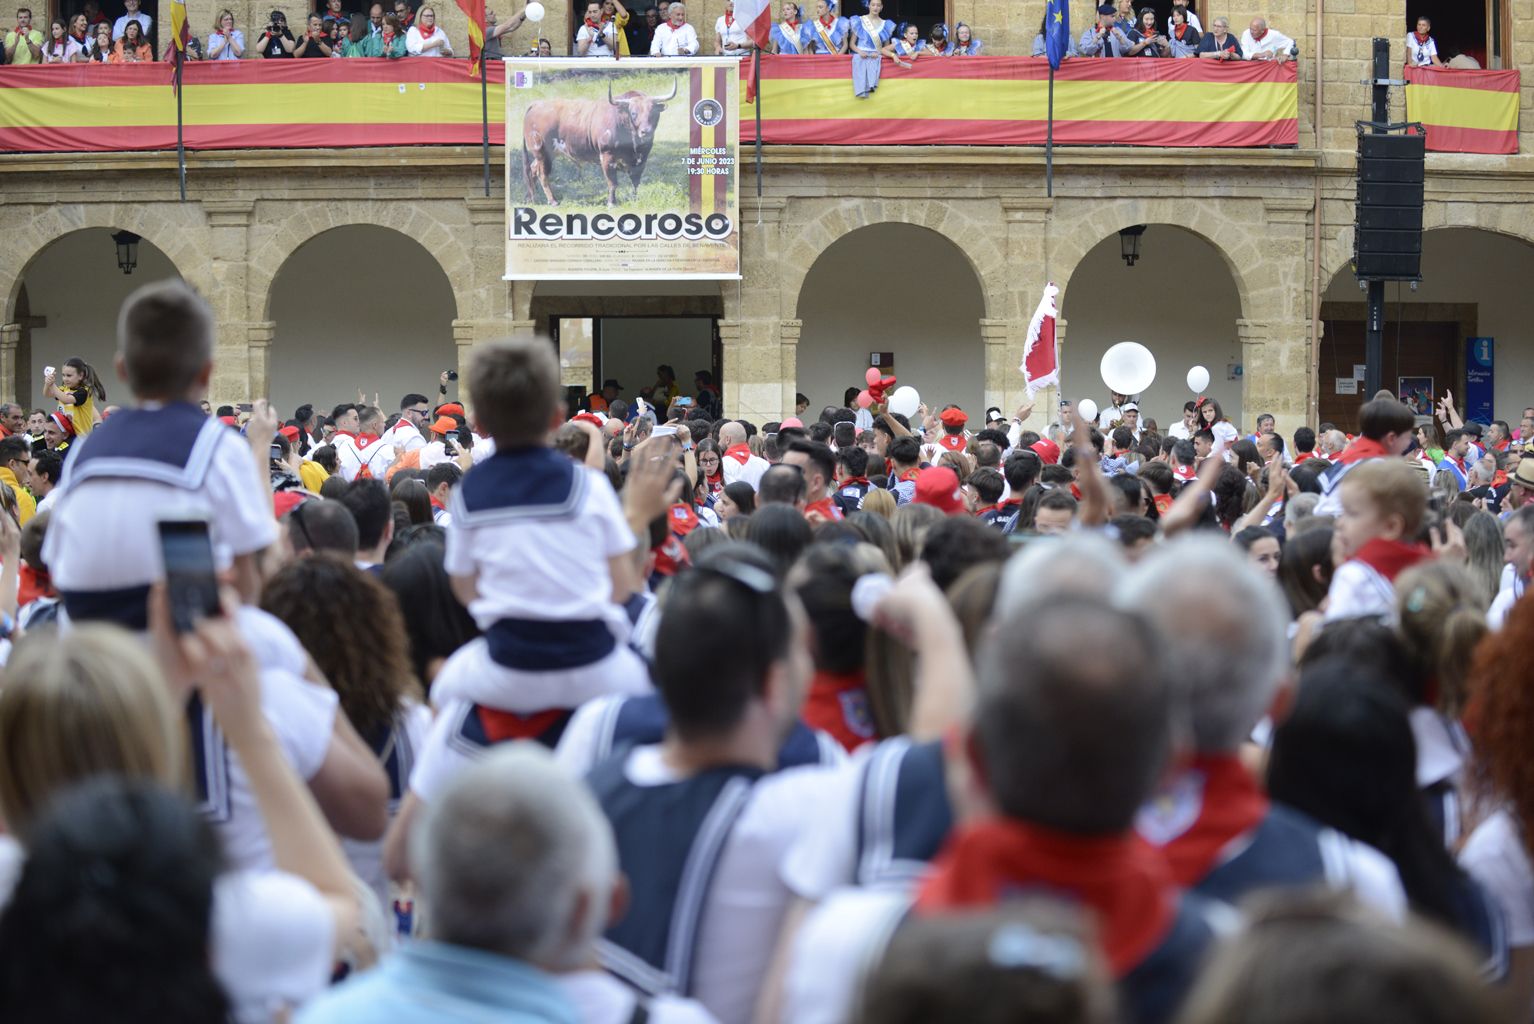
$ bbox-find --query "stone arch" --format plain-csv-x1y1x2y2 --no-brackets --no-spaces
778,199,1004,322
1049,206,1257,322
250,202,473,322
1323,218,1534,291
794,222,988,414
263,223,461,415
1056,221,1248,426
2,206,208,323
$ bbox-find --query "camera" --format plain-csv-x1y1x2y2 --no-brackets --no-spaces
445,370,459,381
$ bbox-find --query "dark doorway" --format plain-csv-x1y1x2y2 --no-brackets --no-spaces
551,315,721,416
1317,318,1461,430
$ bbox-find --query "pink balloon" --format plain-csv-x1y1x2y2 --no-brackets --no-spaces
856,390,873,409
865,367,881,386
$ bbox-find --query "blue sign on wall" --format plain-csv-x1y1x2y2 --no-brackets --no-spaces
1465,337,1495,425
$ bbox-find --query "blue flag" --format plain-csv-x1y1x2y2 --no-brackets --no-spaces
1044,0,1070,71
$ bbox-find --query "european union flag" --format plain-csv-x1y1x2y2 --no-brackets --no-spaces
1044,0,1070,71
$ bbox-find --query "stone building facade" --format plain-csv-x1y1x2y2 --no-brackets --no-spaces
3,0,1533,433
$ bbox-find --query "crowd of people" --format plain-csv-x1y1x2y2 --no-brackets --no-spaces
0,276,1532,1024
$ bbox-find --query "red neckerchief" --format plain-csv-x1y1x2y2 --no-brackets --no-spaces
705,468,723,490
1444,453,1467,475
898,467,920,483
430,495,447,512
1294,450,1315,462
1173,23,1187,39
478,706,568,742
652,533,690,577
1495,439,1511,452
417,21,436,37
1153,493,1173,514
802,669,874,751
17,563,52,607
1494,469,1509,488
1354,537,1431,582
584,16,600,29
1414,30,1430,44
724,10,733,25
1250,27,1266,41
973,503,997,517
916,816,1177,978
819,13,834,26
783,17,798,29
354,432,382,451
1070,482,1083,500
70,29,86,42
1146,755,1268,888
938,434,967,452
998,496,1023,510
805,495,844,521
724,443,752,466
1337,436,1388,465
838,475,870,489
333,429,358,444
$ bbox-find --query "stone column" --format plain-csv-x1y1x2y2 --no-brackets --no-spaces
202,200,257,402
247,322,276,404
1254,197,1316,437
0,324,18,407
729,197,786,421
1000,199,1054,430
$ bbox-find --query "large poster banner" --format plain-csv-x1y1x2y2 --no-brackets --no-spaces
504,57,739,281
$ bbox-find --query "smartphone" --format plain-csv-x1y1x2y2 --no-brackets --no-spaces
158,519,221,634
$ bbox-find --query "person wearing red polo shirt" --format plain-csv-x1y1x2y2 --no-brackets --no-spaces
785,439,843,522
937,407,970,453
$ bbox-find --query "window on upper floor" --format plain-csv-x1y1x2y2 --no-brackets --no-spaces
1406,0,1511,69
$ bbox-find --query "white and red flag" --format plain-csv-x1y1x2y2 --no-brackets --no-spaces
1022,282,1060,397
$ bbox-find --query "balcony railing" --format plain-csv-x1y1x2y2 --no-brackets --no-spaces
0,54,1300,154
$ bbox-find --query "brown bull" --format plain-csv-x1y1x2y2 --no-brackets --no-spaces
522,77,679,207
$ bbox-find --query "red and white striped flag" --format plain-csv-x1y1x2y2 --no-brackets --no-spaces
735,0,773,49
1022,282,1060,397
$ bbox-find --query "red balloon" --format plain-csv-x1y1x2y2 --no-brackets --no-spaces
865,367,881,386
856,390,873,409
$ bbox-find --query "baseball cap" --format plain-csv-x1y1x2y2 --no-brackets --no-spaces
430,415,458,435
914,466,965,515
985,407,1004,422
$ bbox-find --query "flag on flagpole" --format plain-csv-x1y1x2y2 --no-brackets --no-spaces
170,0,189,51
455,0,485,75
1044,0,1069,70
1022,283,1060,397
737,0,771,101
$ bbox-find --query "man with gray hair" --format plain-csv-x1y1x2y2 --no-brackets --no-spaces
1125,537,1406,917
302,744,695,1023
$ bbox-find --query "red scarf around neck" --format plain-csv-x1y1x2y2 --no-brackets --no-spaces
819,14,834,27
724,10,733,25
1139,755,1268,888
417,21,436,37
1173,23,1187,39
724,442,752,466
1353,537,1431,583
804,495,843,522
839,475,870,488
898,467,919,483
1337,436,1389,465
1414,30,1430,44
782,16,798,29
802,668,874,751
916,817,1177,977
584,17,600,29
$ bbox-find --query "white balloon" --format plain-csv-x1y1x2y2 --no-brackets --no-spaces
1099,342,1157,397
1077,399,1098,423
525,1,545,22
1186,365,1211,393
888,386,921,419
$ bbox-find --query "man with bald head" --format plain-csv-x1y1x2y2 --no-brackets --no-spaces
1241,15,1293,60
719,420,769,490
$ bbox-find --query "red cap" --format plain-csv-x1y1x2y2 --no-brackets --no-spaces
436,402,465,418
278,425,301,442
571,412,604,429
939,407,968,427
913,466,965,515
1030,438,1060,465
273,491,309,519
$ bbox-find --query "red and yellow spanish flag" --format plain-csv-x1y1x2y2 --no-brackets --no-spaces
689,64,731,218
742,55,1297,148
455,0,485,76
1404,65,1518,155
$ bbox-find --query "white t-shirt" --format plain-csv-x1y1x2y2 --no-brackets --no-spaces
1462,809,1534,948
1405,33,1438,66
379,419,426,455
650,21,700,55
0,835,333,1024
335,436,396,482
1240,26,1293,59
609,745,834,1024
715,14,750,51
1489,565,1522,630
44,422,278,592
444,465,634,628
720,452,769,491
405,24,452,54
782,886,911,1024
576,20,615,55
559,970,719,1024
1167,421,1194,441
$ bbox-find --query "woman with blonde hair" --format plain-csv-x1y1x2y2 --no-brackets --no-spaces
405,4,452,55
206,9,245,59
860,486,897,522
0,620,363,1021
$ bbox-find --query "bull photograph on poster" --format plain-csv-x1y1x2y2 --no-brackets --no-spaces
504,57,740,281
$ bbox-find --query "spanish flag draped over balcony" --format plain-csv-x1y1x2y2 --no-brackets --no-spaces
455,0,484,76
1404,65,1519,155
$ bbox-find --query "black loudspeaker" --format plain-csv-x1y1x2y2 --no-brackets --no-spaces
1354,132,1425,280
